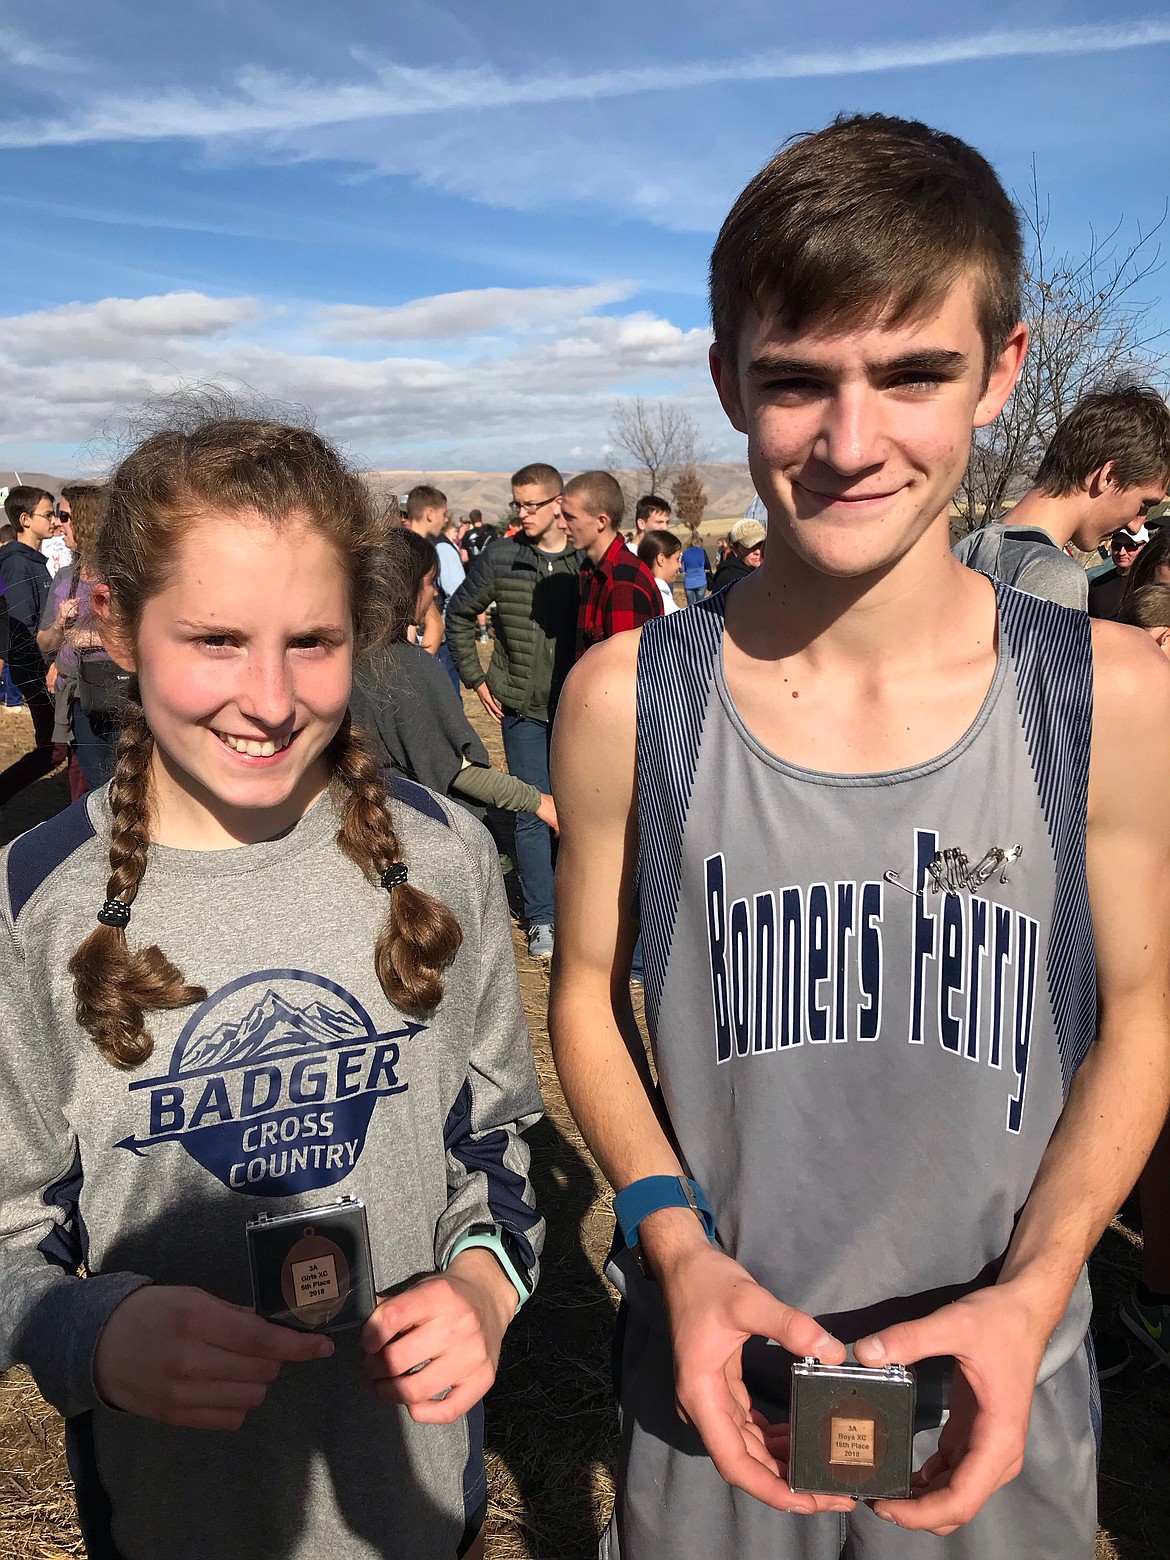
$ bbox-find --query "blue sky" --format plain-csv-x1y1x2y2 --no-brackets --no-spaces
1,1,1168,474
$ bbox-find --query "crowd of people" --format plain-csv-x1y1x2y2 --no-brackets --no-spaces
1,110,1169,1560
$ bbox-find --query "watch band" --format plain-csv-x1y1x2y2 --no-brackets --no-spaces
613,1175,717,1249
444,1223,534,1310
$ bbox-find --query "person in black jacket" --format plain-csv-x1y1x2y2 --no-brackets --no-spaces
1088,525,1150,619
0,485,68,804
710,518,765,592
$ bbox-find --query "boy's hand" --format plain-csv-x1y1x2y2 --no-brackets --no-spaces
361,1249,518,1423
95,1285,333,1430
655,1238,855,1516
855,1281,1048,1534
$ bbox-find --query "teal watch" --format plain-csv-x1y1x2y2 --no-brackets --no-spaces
444,1222,535,1311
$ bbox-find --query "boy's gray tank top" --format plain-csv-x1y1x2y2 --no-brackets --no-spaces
633,581,1096,1372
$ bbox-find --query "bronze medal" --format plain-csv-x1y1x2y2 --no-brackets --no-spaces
281,1226,351,1327
817,1387,888,1486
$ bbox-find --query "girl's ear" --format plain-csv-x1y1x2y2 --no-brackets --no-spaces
90,584,138,672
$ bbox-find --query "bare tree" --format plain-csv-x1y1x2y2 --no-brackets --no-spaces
955,176,1167,534
672,467,708,526
608,397,702,494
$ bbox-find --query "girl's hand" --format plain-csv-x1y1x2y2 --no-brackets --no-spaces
535,793,559,834
94,1285,333,1430
361,1248,518,1423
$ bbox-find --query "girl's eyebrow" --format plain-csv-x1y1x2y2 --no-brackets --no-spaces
173,618,348,638
174,619,237,633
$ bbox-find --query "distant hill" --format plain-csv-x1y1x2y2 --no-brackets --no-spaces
1,463,761,528
0,470,70,497
366,463,758,523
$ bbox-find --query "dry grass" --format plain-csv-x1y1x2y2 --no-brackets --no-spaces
0,1372,84,1559
1,687,1166,1558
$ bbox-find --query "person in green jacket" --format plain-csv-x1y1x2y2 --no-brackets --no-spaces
445,463,580,963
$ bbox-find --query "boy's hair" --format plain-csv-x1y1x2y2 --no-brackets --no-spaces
1116,583,1170,633
564,470,624,528
61,484,106,568
709,113,1023,374
405,483,446,518
468,508,483,523
637,528,683,568
635,494,671,525
0,524,14,545
1033,387,1170,498
4,485,54,531
70,417,461,1069
511,462,563,493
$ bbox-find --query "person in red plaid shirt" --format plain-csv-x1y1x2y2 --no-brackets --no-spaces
561,471,663,658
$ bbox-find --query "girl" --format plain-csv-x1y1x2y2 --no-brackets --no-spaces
351,530,558,830
0,417,543,1560
636,528,683,616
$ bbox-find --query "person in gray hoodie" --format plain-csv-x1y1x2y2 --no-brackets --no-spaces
0,415,543,1560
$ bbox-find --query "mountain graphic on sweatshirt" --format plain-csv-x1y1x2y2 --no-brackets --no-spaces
179,988,368,1074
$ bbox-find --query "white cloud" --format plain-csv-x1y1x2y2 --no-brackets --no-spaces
2,293,262,363
2,22,1167,149
0,287,724,467
318,281,636,341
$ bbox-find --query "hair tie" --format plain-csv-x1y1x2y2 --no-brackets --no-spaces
97,899,132,928
380,863,408,892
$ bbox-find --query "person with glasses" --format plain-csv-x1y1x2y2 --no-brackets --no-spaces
445,463,580,963
41,493,74,579
1088,524,1152,619
0,486,69,805
955,386,1170,609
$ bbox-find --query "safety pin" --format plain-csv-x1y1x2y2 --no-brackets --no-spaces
882,869,920,898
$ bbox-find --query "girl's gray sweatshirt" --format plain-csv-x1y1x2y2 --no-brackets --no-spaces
0,777,544,1560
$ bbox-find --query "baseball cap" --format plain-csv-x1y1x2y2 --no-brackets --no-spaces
730,519,767,551
1112,525,1150,546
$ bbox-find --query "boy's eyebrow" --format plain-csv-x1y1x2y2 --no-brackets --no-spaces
745,348,970,379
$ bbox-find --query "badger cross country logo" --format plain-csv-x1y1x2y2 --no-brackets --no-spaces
116,969,421,1196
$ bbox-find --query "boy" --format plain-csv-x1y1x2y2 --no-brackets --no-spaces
550,115,1170,1559
446,463,579,961
954,387,1170,609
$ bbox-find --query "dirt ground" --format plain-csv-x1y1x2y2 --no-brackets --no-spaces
0,694,1165,1560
